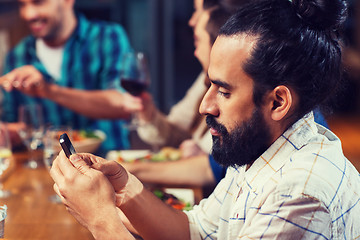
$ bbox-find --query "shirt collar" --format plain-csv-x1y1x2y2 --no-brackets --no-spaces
242,112,318,191
27,13,89,52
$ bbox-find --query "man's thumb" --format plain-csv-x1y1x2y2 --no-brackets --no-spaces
69,154,92,175
93,161,129,191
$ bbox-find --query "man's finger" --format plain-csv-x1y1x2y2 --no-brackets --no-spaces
50,155,66,188
55,151,83,177
53,183,66,202
69,153,93,175
92,161,129,191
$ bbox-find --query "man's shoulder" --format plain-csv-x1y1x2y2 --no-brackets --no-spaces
7,35,35,56
4,35,35,69
279,141,360,207
83,17,127,38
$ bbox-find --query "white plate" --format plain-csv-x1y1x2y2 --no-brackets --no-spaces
164,188,195,206
47,130,106,154
106,149,151,162
74,130,106,153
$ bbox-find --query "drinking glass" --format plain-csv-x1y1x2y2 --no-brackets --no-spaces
0,122,13,198
43,126,70,203
120,51,150,129
18,104,45,169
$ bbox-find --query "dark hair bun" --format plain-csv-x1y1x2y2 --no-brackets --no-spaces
291,0,348,31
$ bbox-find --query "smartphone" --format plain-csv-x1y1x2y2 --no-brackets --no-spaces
59,133,76,158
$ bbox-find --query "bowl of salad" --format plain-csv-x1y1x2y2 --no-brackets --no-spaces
71,130,106,153
46,129,106,154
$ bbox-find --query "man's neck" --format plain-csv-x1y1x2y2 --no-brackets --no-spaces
43,11,77,48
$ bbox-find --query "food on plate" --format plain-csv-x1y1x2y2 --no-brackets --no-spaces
72,130,101,141
48,129,105,153
107,150,152,163
152,189,192,210
107,147,182,163
151,147,181,162
53,130,100,142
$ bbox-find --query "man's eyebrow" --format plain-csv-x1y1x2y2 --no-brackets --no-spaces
210,79,232,90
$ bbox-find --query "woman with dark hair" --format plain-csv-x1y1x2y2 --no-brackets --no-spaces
120,4,232,188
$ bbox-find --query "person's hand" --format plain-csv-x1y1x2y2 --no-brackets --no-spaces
121,92,144,113
132,92,157,122
179,139,206,158
51,151,137,239
51,151,143,207
0,65,50,97
50,151,121,230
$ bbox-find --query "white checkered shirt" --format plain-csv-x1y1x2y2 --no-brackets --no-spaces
185,112,360,239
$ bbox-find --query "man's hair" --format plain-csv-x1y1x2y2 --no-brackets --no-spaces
219,0,348,121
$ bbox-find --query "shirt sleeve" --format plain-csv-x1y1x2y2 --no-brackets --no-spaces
1,48,19,122
136,72,207,148
100,24,133,89
184,168,233,240
136,109,193,147
89,23,134,152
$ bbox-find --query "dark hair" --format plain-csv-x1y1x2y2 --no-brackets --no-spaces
219,0,348,121
203,0,219,9
206,7,232,45
219,0,252,13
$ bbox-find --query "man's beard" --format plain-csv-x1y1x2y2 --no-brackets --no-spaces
206,109,272,168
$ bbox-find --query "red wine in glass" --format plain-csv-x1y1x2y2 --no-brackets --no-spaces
120,52,150,97
121,78,148,96
120,51,150,129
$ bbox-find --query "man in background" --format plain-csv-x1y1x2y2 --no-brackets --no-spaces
0,0,134,154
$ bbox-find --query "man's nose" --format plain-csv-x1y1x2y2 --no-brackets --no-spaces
199,87,219,117
20,5,39,21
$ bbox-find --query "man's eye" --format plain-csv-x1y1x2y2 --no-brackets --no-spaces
218,90,230,97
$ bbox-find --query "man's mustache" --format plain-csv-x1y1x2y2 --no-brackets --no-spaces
205,115,227,135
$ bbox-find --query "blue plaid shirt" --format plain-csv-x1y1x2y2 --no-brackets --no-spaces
2,14,133,155
186,112,360,239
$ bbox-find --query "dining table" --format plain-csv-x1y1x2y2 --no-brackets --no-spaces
0,150,94,240
0,149,204,240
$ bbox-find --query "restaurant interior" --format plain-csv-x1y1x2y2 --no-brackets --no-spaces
0,0,360,239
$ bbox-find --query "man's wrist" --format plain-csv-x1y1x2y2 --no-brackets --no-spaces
88,205,134,240
116,173,144,208
43,83,59,99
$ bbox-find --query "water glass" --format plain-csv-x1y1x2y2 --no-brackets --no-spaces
18,104,45,169
43,126,70,203
0,122,13,198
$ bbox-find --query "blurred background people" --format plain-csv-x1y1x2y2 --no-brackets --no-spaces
122,0,329,190
0,0,135,155
133,0,218,154
122,0,234,190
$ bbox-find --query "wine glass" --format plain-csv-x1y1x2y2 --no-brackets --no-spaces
18,104,45,169
0,122,13,198
120,51,150,129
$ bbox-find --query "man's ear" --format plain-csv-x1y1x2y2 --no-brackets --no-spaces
267,85,293,121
